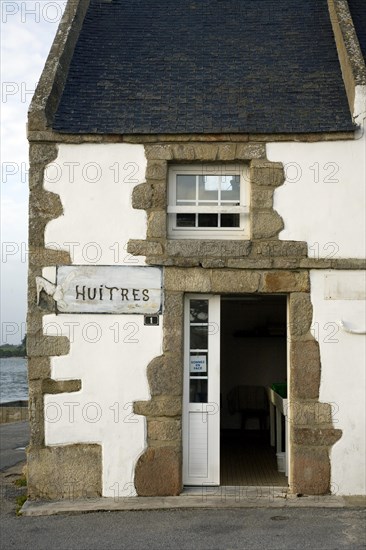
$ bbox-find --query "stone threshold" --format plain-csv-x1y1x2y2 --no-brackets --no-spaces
21,488,365,517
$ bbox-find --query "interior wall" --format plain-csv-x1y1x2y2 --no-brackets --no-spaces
220,296,287,429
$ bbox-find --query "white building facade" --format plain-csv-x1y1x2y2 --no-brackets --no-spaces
27,0,366,499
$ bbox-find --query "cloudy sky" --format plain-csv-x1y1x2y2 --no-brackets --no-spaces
1,1,66,344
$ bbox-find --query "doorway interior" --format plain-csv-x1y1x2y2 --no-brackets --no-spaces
220,294,288,486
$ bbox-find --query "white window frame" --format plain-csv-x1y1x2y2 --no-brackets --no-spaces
167,164,250,240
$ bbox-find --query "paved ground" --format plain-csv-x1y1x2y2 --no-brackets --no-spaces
0,421,29,471
0,422,365,549
1,505,366,549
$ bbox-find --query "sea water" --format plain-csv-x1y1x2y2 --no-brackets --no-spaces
0,357,28,403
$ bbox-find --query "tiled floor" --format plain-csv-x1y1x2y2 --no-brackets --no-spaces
220,430,287,486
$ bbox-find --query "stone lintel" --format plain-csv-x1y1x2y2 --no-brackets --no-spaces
260,271,310,292
165,240,252,258
211,271,260,293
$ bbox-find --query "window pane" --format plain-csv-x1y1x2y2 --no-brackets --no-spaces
177,175,196,201
198,176,219,201
221,213,240,227
190,379,208,403
177,213,196,227
198,213,218,227
190,326,208,349
190,300,208,322
221,175,240,202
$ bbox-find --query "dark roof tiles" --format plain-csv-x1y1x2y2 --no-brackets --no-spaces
53,0,354,134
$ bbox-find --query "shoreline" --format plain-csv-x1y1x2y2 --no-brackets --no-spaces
0,401,29,424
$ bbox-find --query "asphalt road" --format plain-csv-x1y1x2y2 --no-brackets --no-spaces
1,507,365,549
0,421,29,471
0,423,365,549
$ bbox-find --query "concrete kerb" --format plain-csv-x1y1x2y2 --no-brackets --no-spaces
20,490,366,517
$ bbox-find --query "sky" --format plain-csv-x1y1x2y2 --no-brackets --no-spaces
1,1,66,344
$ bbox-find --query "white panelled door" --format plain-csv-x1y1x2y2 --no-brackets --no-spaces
183,294,220,486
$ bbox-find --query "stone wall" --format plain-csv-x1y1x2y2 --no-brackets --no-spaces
128,141,348,496
27,136,364,498
132,267,343,496
27,143,102,500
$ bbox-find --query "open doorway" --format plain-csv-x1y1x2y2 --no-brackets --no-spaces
220,294,288,486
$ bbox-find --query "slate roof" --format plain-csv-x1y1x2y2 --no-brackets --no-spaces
53,0,355,134
348,0,366,62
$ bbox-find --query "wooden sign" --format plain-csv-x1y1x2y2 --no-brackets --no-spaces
52,266,162,314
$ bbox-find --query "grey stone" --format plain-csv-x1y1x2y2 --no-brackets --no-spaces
251,210,284,239
164,268,212,292
289,293,313,339
217,143,236,160
291,446,331,495
193,144,219,160
42,378,81,394
145,145,173,160
172,145,195,160
260,271,310,293
127,240,164,257
211,270,260,293
250,160,285,187
147,211,166,238
134,397,182,417
146,161,167,180
148,419,181,441
27,444,102,500
134,447,182,496
251,186,274,209
292,427,342,446
132,183,153,210
290,340,321,399
236,143,266,159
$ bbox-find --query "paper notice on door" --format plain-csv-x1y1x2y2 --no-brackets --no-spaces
190,355,207,373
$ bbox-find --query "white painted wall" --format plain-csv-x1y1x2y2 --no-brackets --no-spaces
44,143,147,265
43,313,162,497
310,270,366,495
267,116,366,259
41,134,366,495
268,110,366,493
42,143,164,496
